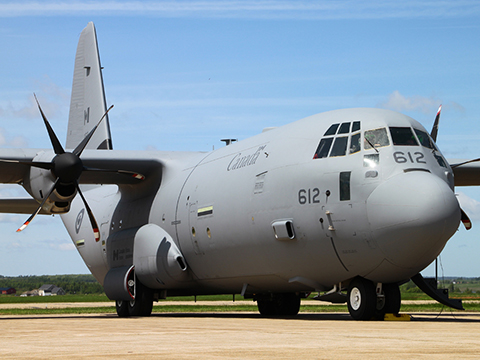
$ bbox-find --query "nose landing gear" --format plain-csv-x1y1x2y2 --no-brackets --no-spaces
347,277,401,320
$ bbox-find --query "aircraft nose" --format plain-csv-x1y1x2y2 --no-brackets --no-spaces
366,171,460,270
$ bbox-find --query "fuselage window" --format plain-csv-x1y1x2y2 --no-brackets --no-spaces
314,138,334,159
338,122,351,134
389,127,419,146
364,128,389,150
414,129,435,149
364,154,379,167
350,132,361,154
352,121,361,132
330,137,348,157
339,171,351,201
324,124,340,136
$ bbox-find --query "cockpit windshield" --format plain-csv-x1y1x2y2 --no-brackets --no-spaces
364,128,389,150
414,129,436,150
389,127,419,146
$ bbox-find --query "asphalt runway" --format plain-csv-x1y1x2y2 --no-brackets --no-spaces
1,312,480,359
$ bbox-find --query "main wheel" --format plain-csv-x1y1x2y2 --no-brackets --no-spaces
347,277,376,320
257,299,276,316
257,293,301,316
127,277,153,317
382,283,401,314
115,300,130,317
276,293,301,316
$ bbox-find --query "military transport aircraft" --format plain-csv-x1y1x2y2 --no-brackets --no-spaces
1,22,478,320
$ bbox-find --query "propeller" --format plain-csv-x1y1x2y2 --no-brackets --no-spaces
2,95,145,240
428,104,472,231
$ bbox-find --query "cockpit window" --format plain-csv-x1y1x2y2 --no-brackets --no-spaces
330,137,348,157
314,121,363,160
364,128,390,150
338,122,351,134
389,127,419,146
414,129,436,149
313,138,333,159
364,154,379,167
352,121,361,132
350,133,361,154
324,124,339,136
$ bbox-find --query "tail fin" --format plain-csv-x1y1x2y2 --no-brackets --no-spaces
66,22,113,150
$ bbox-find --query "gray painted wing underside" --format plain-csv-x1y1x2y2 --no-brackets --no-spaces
0,148,172,214
450,159,480,186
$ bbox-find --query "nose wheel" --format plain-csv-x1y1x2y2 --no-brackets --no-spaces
347,277,401,320
347,277,376,320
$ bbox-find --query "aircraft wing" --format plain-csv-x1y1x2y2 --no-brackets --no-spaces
449,159,480,186
0,149,40,184
0,148,166,214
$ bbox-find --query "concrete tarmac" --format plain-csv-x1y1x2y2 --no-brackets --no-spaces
1,312,480,359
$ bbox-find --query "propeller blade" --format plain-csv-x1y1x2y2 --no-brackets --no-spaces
0,159,53,170
461,208,472,230
83,166,145,180
17,178,59,232
430,104,442,142
75,182,100,242
73,105,114,157
34,94,65,155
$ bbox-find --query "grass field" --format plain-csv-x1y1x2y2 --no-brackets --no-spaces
1,295,480,316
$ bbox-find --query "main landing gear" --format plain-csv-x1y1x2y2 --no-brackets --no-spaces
256,293,302,316
115,276,153,317
347,277,401,320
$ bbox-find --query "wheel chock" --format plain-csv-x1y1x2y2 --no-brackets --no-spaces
384,313,411,321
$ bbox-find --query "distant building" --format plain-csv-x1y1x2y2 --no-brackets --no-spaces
0,287,16,295
21,289,39,297
38,284,65,296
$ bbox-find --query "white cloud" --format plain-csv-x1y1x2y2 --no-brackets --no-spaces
0,75,68,122
378,90,467,117
0,127,29,148
1,1,479,19
378,90,440,114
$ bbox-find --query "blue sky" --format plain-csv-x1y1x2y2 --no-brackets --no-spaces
0,1,480,277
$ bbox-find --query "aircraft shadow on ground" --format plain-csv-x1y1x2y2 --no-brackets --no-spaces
2,312,480,322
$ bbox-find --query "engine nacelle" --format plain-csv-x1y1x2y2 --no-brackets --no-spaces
133,224,189,289
23,151,77,213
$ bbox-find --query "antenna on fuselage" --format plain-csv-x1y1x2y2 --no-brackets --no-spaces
221,139,237,146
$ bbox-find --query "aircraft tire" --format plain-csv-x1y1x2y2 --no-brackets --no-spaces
257,299,277,316
127,279,153,317
275,293,301,316
374,283,401,320
347,277,376,320
257,293,301,316
115,300,130,317
382,283,401,314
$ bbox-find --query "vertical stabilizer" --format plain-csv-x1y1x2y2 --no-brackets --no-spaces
66,22,113,150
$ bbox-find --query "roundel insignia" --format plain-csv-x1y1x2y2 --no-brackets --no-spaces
75,208,85,234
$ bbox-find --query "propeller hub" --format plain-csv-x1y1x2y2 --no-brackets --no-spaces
52,152,83,183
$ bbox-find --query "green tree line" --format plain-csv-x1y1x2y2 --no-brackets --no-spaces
0,274,104,295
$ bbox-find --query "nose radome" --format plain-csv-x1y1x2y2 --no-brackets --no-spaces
366,171,460,270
